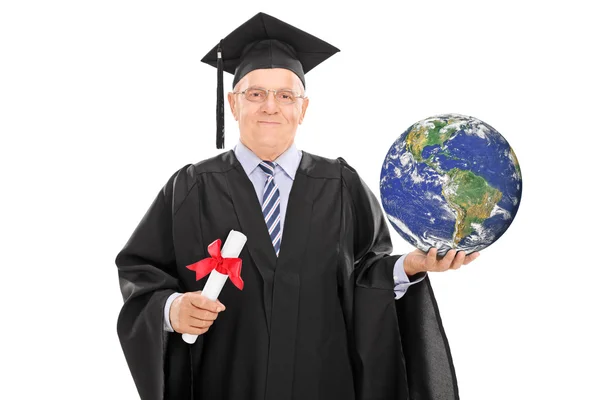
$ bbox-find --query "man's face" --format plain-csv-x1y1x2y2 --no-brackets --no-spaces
227,68,309,152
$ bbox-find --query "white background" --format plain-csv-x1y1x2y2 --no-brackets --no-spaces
1,1,598,399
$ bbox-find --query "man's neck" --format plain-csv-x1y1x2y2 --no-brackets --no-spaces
241,138,292,162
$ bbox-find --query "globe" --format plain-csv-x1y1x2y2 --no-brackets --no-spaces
380,113,522,256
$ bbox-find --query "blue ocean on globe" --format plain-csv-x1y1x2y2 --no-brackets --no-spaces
380,113,522,256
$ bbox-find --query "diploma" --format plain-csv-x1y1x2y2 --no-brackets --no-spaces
182,230,247,344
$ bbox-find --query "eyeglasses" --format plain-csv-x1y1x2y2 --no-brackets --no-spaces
232,87,306,105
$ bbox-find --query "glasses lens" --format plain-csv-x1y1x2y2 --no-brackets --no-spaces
275,90,296,104
245,88,267,102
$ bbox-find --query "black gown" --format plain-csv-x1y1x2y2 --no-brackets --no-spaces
115,149,459,400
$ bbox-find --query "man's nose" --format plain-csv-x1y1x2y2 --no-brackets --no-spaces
260,91,279,113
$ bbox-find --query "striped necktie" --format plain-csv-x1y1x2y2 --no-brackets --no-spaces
258,160,282,257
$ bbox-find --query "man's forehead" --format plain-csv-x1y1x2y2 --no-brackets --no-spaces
239,68,304,90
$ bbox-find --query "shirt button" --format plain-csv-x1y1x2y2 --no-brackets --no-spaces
393,275,398,283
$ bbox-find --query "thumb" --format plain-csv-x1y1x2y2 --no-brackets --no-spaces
216,299,226,311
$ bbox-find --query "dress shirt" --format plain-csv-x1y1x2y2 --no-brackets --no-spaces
163,140,426,332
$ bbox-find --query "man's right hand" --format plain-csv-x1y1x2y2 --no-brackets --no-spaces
169,290,226,335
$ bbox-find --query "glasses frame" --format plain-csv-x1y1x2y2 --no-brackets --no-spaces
231,87,307,104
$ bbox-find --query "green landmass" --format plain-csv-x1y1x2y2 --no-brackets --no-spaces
509,147,522,179
441,168,503,245
406,119,458,163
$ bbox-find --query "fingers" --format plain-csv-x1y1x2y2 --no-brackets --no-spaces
448,250,466,270
440,249,458,271
188,292,226,312
427,248,479,271
181,305,219,335
188,316,215,329
186,294,225,323
172,292,227,336
425,247,437,271
464,251,480,265
189,308,219,321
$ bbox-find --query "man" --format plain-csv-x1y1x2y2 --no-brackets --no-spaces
115,12,479,400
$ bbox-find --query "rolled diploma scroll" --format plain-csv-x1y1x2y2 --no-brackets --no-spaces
182,229,247,344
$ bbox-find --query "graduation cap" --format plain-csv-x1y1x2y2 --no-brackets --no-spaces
201,12,340,149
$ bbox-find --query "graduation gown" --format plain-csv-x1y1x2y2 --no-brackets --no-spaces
115,149,459,400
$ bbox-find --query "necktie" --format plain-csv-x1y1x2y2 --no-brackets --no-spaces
258,160,281,257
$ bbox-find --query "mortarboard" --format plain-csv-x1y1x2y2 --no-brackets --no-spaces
201,12,340,149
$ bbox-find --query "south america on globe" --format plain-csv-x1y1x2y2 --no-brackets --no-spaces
380,113,522,257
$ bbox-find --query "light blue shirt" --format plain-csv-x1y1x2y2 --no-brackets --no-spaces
163,140,426,332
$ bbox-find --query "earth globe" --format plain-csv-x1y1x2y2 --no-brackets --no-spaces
380,113,522,257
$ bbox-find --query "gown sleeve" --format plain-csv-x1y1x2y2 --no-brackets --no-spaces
337,157,459,400
115,165,192,400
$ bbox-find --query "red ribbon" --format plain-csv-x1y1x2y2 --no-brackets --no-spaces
185,239,244,290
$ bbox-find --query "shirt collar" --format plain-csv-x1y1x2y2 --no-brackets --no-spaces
234,139,302,180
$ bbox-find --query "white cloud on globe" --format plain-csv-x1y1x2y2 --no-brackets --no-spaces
490,204,512,220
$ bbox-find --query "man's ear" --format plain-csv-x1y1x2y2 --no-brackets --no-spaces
299,97,309,125
227,92,238,121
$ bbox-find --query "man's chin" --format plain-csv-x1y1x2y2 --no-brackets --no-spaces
242,130,295,149
253,132,287,145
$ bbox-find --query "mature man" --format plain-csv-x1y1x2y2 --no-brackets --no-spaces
116,12,479,400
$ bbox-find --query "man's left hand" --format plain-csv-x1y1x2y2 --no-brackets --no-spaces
405,248,480,275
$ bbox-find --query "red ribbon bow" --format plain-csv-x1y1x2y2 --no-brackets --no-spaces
185,239,244,290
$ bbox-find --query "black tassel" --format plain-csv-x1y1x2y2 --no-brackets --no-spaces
216,40,224,149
